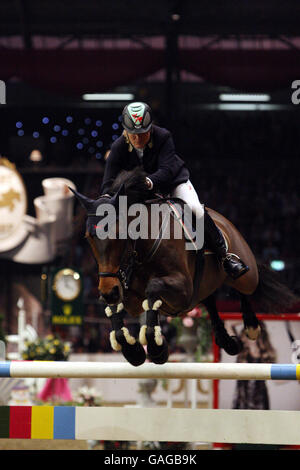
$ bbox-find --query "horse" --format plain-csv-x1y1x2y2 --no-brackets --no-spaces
71,167,298,366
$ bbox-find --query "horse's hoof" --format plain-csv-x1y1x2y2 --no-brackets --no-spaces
144,327,169,364
245,325,261,340
217,335,243,356
115,329,146,366
147,338,169,364
122,341,146,367
225,335,243,355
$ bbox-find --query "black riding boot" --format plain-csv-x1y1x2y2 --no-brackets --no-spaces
204,209,249,279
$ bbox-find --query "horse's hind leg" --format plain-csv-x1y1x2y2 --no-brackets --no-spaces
105,302,146,367
139,274,192,364
139,299,169,364
203,294,242,356
240,294,261,340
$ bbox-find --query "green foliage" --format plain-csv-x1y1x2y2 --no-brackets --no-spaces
22,334,70,361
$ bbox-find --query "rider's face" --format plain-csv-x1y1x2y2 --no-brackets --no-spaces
127,131,151,149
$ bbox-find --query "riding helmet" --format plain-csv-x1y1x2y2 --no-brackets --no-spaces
121,102,153,134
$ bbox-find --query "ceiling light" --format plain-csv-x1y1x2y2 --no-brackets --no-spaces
82,93,134,101
219,94,271,102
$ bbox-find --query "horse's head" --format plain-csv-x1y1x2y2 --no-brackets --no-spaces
70,185,127,304
70,167,153,305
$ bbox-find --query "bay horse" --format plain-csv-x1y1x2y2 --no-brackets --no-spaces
71,167,297,366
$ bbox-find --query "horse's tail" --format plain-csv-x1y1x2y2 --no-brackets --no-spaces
250,263,299,313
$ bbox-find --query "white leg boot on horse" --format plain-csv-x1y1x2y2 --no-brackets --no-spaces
105,302,146,367
139,274,193,364
139,298,169,364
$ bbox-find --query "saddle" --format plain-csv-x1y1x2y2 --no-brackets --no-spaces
145,196,230,309
164,197,204,308
145,195,205,309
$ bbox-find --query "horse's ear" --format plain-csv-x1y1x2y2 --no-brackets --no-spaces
68,187,96,213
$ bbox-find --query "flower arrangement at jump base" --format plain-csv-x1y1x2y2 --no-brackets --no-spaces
169,304,213,361
22,334,72,403
22,334,71,361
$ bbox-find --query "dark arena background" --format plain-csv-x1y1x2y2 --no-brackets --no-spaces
0,0,300,452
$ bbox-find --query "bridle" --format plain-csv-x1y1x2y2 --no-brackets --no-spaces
98,238,140,291
88,204,171,291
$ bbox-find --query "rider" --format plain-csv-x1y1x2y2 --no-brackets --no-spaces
100,102,249,279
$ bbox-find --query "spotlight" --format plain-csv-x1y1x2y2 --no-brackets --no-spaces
76,142,83,150
29,149,43,162
66,116,73,123
16,121,23,129
17,130,24,136
42,117,50,124
50,136,57,143
33,131,40,139
270,260,285,271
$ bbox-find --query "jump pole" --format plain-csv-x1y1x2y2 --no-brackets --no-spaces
0,361,299,380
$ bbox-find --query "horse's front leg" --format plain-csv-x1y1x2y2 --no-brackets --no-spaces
139,274,193,364
105,302,146,367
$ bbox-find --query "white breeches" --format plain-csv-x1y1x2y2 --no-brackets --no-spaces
171,180,205,219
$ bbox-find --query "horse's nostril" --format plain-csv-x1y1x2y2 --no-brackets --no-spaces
100,286,120,305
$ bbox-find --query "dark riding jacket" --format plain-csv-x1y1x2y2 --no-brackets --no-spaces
100,125,190,195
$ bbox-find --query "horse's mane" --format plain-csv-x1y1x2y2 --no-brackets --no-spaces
109,166,155,204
